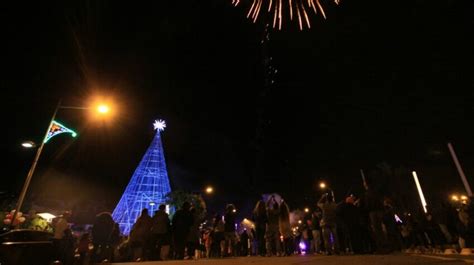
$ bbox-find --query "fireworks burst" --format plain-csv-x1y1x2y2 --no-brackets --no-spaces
232,0,339,30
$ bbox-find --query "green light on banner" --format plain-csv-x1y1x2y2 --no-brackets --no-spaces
44,120,77,143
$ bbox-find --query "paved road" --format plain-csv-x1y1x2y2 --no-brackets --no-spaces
111,254,474,265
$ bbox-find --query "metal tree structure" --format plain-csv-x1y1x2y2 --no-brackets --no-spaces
112,120,171,235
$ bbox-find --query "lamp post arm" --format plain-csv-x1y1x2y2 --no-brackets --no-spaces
59,106,89,110
10,100,62,229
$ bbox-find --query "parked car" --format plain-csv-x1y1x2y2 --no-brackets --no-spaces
0,229,55,265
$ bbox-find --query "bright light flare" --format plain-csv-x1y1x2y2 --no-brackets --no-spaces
97,104,109,114
461,195,468,201
451,195,459,201
205,186,214,194
88,95,117,121
304,207,309,213
412,171,428,213
319,182,326,189
21,141,35,148
153,119,166,131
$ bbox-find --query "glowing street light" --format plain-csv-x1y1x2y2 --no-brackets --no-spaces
97,104,109,114
461,195,468,201
304,208,310,213
21,141,35,148
11,98,115,227
319,182,326,189
205,186,214,194
451,195,459,201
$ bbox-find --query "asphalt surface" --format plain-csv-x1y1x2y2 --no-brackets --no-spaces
111,254,474,265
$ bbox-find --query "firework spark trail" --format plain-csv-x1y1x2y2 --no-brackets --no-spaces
234,0,338,30
316,0,327,19
296,3,303,30
289,0,293,20
278,0,283,30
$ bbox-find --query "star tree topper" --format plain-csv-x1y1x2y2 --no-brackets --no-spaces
153,119,166,131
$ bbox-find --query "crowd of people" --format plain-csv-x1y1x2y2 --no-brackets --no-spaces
42,182,474,264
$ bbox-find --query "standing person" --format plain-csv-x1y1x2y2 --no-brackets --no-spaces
265,196,281,256
383,197,403,252
310,210,323,254
318,193,339,255
150,204,170,260
279,201,293,256
53,211,74,265
224,204,237,257
186,207,201,259
91,212,117,263
129,208,153,261
362,180,387,253
253,200,268,256
172,202,193,259
211,213,225,257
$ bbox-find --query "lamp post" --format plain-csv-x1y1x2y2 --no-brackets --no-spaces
10,100,111,228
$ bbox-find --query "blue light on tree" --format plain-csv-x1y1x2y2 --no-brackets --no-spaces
112,119,172,235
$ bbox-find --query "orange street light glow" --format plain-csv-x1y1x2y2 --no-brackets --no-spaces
205,186,214,194
97,104,109,114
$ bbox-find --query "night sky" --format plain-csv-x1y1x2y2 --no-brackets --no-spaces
1,1,474,215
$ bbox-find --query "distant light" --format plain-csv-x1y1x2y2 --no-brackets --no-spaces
205,186,214,194
21,141,35,148
319,182,326,189
299,241,307,251
452,195,459,201
149,202,156,206
37,213,56,223
153,119,166,131
461,195,468,201
232,209,237,213
97,105,109,114
298,220,302,224
304,208,309,213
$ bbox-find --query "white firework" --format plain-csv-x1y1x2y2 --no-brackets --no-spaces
153,119,166,131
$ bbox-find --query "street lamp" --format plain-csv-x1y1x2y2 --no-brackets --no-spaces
11,99,113,227
205,186,214,195
451,195,459,202
97,104,109,114
319,182,326,189
304,207,310,213
21,141,35,148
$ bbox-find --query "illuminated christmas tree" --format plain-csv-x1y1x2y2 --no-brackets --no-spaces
112,119,171,235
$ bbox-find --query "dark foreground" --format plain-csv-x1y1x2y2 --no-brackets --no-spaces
112,254,474,265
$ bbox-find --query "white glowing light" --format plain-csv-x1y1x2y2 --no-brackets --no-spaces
412,171,428,213
21,141,35,148
153,119,166,131
37,213,56,223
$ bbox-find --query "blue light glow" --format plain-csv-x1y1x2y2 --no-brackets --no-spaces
112,121,172,235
